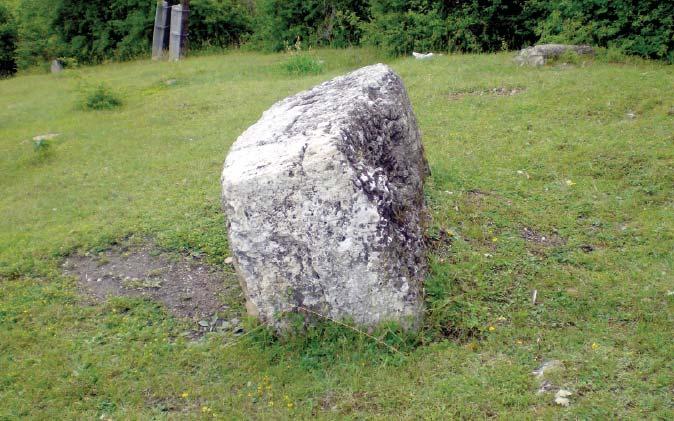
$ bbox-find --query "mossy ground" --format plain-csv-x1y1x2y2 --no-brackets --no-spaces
1,49,673,419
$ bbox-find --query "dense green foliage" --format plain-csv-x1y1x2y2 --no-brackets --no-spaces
53,0,155,63
534,0,674,62
188,0,253,49
14,0,64,69
253,0,370,51
1,0,672,73
0,2,17,77
363,0,541,56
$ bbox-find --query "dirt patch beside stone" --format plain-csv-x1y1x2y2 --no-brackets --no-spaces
448,86,526,100
521,227,566,247
62,243,245,335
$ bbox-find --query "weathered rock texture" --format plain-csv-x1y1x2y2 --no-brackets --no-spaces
221,64,429,330
514,44,595,66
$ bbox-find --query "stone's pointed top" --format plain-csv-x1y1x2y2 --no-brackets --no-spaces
222,65,428,331
223,64,415,184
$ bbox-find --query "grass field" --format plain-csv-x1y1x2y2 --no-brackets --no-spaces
1,49,673,419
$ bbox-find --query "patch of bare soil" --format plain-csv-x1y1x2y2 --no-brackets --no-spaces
63,243,245,334
521,227,566,247
448,86,526,100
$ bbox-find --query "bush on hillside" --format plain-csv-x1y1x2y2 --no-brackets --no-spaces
14,0,64,69
534,0,674,63
362,1,447,56
253,0,369,51
188,0,253,49
363,0,540,56
82,84,122,110
5,0,674,68
53,0,154,63
0,3,17,77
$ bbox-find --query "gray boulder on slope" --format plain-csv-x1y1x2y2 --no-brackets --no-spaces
221,64,429,330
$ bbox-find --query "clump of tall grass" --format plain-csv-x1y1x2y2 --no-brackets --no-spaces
281,38,324,76
82,84,122,110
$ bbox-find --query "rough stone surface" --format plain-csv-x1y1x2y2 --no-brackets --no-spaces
221,64,429,330
50,60,63,74
514,44,595,66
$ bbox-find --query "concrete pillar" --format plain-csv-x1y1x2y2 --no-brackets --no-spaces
168,4,190,61
151,1,171,60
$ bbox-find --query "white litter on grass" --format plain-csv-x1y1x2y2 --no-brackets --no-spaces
32,133,60,141
554,389,573,406
413,52,439,60
532,360,561,378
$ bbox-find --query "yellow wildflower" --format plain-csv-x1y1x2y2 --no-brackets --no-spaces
180,392,189,398
591,342,599,350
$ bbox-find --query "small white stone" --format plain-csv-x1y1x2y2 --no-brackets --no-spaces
554,389,573,406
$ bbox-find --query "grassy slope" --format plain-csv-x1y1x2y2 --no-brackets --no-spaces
1,50,673,419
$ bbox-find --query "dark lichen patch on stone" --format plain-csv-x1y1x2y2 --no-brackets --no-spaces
63,243,245,329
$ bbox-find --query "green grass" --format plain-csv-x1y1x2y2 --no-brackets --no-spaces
1,48,673,419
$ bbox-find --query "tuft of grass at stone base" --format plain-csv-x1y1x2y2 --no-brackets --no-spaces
0,49,672,419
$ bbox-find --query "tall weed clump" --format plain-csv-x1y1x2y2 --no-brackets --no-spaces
280,39,324,76
82,84,122,111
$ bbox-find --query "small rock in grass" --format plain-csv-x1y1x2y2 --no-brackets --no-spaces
412,52,438,60
532,360,562,378
554,389,573,406
224,257,233,265
32,133,59,142
51,60,64,74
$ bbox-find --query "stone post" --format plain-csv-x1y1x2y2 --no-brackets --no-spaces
151,1,171,60
168,3,190,61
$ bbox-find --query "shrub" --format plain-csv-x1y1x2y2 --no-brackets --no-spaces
188,0,254,49
282,53,324,76
362,1,447,56
53,0,154,64
83,84,122,110
534,0,674,63
281,40,324,75
0,3,18,77
253,0,369,51
14,0,64,69
32,138,51,157
444,0,540,53
363,0,539,56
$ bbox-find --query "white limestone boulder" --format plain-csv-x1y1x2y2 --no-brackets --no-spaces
221,64,429,330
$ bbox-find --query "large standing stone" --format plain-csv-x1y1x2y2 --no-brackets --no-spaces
221,64,429,330
514,44,595,66
151,1,171,60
